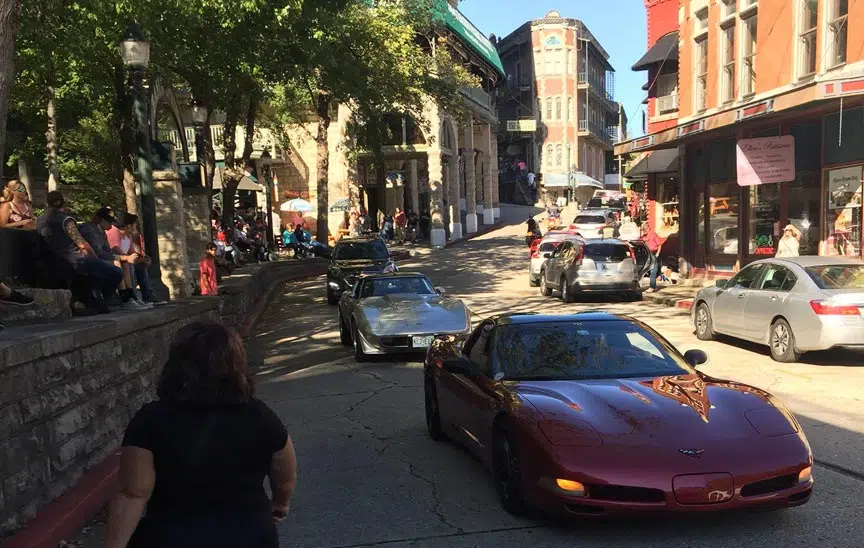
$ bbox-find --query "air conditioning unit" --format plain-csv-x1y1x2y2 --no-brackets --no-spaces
657,94,678,113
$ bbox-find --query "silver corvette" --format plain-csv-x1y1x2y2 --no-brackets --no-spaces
337,272,471,361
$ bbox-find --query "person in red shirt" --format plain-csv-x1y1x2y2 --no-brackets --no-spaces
200,243,218,296
640,223,664,292
394,208,407,243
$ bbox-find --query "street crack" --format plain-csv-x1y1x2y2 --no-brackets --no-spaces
405,462,462,534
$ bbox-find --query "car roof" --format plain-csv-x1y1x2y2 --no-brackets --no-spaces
336,235,383,243
358,271,429,279
582,238,629,245
753,256,864,268
576,209,612,215
493,311,630,325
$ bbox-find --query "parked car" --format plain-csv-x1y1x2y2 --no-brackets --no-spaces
423,312,813,516
570,210,617,239
528,231,583,287
326,236,396,305
539,238,641,302
620,238,658,280
337,272,471,361
693,256,864,362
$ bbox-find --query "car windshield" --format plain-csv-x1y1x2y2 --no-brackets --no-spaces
585,243,630,261
574,215,606,224
334,240,389,260
361,276,434,297
539,241,561,252
805,264,864,289
492,321,690,381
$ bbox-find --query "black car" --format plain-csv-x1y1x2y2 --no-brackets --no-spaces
327,236,397,304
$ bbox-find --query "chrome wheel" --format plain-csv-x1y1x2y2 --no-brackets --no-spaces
771,323,790,355
696,308,709,335
694,303,714,341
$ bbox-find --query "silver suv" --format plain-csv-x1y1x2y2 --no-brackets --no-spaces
539,238,641,302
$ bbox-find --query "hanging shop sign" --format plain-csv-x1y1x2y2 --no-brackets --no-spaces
506,120,537,132
736,135,795,186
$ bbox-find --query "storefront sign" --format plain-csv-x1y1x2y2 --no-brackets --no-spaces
826,166,863,211
506,120,537,132
736,136,795,186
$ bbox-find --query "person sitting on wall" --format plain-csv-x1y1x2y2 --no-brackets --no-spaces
79,206,150,310
0,179,36,230
108,213,161,305
39,191,123,314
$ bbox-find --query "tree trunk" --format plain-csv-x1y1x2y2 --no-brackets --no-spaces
241,93,257,164
0,0,23,177
314,91,332,242
114,63,138,214
45,68,59,191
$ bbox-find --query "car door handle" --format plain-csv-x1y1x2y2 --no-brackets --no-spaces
769,295,778,301
737,293,746,299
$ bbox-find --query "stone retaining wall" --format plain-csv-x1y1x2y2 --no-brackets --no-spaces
0,259,326,537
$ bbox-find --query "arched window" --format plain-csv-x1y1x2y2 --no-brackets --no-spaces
555,145,563,167
566,98,572,121
546,144,554,169
545,98,553,120
555,98,562,120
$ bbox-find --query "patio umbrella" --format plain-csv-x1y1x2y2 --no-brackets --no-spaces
280,198,313,212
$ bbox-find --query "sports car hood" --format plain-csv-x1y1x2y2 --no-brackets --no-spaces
361,294,469,335
516,375,785,446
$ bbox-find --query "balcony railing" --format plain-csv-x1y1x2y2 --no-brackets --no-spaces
578,120,613,146
462,87,493,110
577,72,614,103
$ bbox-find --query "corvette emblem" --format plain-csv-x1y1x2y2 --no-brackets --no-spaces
679,448,704,458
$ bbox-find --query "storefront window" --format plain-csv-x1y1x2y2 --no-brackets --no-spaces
787,172,820,255
748,183,781,256
708,182,739,255
656,175,679,237
823,165,863,257
695,187,706,263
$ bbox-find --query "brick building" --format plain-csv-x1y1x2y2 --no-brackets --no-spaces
496,10,623,205
617,0,864,278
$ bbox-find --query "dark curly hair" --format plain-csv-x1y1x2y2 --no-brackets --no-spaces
157,322,253,404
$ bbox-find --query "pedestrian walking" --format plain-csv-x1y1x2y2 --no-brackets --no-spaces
640,223,664,292
776,224,801,257
200,242,218,295
104,322,297,548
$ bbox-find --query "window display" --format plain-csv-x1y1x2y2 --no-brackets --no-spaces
786,172,820,255
656,176,679,237
822,165,862,257
708,182,739,255
748,183,781,256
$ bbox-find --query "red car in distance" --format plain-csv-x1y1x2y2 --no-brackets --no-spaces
423,312,813,517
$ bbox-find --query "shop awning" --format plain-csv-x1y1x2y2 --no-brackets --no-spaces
632,32,678,71
542,172,604,189
433,0,505,78
624,149,679,178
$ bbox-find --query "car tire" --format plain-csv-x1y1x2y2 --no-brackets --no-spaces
769,318,801,363
561,276,574,303
424,378,448,442
528,275,540,287
539,271,552,296
338,311,352,346
352,321,368,362
694,303,715,341
494,422,527,516
625,291,642,302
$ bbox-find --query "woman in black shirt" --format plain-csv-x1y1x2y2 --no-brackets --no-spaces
105,322,297,547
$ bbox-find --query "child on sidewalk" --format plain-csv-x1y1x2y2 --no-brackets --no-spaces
200,242,218,296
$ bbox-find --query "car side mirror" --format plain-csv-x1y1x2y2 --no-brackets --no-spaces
684,349,709,367
543,252,552,258
715,280,728,289
435,286,446,295
443,357,479,377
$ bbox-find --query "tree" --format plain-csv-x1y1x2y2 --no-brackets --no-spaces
0,0,22,175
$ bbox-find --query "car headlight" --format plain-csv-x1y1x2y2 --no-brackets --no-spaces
537,419,603,447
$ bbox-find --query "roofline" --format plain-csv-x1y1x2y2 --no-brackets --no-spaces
495,17,612,67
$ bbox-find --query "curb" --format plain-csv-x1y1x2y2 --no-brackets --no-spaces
642,294,694,311
3,265,326,548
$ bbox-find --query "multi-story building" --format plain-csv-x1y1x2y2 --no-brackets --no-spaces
496,10,619,206
617,0,864,278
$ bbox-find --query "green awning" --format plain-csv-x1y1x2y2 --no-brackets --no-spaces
433,1,505,78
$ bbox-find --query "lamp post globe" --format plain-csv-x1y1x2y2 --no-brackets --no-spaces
191,102,208,127
260,148,271,168
119,24,150,69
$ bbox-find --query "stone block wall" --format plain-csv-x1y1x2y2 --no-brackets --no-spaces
154,172,191,300
0,301,219,534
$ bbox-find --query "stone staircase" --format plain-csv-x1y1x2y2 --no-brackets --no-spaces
0,288,73,326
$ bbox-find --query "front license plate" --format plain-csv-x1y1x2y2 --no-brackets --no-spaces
412,336,434,348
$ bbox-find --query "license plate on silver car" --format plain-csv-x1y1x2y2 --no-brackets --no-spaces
412,336,434,348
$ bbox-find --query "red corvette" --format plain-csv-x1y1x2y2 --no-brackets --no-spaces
423,312,813,516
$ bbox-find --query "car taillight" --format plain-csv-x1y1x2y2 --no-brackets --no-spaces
531,249,541,259
628,244,637,264
573,246,583,264
809,300,860,315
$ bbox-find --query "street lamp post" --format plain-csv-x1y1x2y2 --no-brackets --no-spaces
566,141,572,204
259,149,274,249
120,23,167,299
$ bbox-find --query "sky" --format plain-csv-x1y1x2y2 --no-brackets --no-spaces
458,0,649,137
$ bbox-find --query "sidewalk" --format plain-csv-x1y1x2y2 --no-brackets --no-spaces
640,280,702,311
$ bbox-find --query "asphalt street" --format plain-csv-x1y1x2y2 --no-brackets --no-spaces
71,206,864,547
